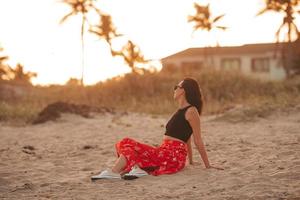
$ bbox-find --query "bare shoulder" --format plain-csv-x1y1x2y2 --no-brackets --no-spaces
185,106,199,121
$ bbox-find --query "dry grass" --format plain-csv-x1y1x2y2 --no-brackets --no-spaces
0,101,40,125
0,69,299,124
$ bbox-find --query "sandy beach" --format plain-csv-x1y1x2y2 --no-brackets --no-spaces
0,107,299,200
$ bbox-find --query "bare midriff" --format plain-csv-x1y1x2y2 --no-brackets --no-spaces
163,135,186,143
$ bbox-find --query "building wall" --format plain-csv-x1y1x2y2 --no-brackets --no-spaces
161,50,287,81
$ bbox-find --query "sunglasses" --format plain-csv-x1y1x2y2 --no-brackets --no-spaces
174,85,183,90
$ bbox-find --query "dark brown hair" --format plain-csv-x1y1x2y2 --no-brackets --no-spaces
181,77,203,115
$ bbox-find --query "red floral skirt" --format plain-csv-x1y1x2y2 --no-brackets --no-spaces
115,137,187,176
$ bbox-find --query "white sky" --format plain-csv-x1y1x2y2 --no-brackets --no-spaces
0,0,299,85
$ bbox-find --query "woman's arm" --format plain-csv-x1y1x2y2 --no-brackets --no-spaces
187,137,193,164
186,107,210,168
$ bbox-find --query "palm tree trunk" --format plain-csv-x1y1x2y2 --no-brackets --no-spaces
80,15,86,86
288,23,292,43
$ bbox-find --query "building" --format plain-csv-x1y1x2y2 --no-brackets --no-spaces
161,42,299,81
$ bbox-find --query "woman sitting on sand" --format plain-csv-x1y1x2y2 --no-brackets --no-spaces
92,77,223,180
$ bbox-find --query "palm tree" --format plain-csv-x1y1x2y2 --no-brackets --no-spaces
117,40,147,73
0,46,8,65
66,77,81,86
89,13,122,55
12,63,37,85
257,0,300,77
257,0,300,43
0,45,37,83
188,3,227,67
0,45,11,80
59,0,99,85
188,3,227,33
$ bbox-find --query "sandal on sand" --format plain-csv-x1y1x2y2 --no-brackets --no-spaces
122,165,148,180
91,169,121,180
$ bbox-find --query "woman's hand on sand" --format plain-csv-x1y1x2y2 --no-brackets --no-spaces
206,164,224,170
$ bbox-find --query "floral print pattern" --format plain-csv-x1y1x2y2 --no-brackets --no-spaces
115,137,187,176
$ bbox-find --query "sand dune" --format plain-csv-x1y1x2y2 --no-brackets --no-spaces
0,107,299,200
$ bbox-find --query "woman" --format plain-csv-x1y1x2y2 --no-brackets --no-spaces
91,77,223,180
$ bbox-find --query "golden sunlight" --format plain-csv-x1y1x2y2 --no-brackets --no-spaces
0,0,299,85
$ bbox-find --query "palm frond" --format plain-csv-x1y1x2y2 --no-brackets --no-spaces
111,49,122,57
0,56,8,62
89,29,101,36
94,6,103,15
118,40,147,71
216,26,228,30
188,2,226,33
90,13,122,46
115,33,123,37
205,4,211,18
187,15,197,23
58,0,74,4
256,8,269,16
212,14,225,23
59,11,74,24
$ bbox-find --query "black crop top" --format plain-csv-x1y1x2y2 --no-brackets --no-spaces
164,105,193,143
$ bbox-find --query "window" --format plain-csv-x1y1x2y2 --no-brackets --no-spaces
221,58,241,71
251,58,270,73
